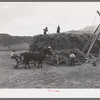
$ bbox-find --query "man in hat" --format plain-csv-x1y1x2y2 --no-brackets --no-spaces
69,52,76,66
43,27,48,35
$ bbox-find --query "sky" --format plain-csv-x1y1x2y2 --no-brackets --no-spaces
0,2,100,36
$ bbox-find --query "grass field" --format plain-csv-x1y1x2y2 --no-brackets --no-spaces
0,43,29,51
0,51,100,88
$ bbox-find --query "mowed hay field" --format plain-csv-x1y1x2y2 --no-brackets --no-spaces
1,51,100,88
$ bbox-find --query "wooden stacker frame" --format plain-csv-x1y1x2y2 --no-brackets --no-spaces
82,10,100,64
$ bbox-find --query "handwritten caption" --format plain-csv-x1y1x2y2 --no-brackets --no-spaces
48,89,60,92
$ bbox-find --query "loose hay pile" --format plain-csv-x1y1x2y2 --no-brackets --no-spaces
29,33,95,66
45,48,86,66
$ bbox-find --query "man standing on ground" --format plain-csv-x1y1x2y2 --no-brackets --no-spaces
69,52,76,66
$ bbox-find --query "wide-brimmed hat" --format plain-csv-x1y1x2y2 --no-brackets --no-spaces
48,46,51,48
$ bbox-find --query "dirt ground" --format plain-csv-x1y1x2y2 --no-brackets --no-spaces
0,51,100,88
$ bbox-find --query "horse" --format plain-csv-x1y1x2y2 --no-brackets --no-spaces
20,52,32,69
20,47,53,69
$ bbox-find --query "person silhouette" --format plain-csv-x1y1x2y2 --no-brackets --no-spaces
69,52,75,67
43,27,48,35
57,25,60,33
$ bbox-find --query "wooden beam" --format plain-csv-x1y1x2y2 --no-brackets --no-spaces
86,35,98,56
97,10,100,17
82,24,100,52
82,35,93,52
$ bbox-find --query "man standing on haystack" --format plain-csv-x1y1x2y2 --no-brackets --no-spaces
43,27,48,35
57,25,60,33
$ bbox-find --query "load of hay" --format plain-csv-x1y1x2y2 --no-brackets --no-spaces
51,48,85,65
29,33,100,66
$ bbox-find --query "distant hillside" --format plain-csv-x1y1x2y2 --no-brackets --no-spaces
0,33,33,51
0,34,33,46
63,25,99,35
64,30,88,34
80,25,98,33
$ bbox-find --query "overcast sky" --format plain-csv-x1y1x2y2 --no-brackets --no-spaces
0,2,100,36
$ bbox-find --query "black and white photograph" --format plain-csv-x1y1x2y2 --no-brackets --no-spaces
1,2,100,92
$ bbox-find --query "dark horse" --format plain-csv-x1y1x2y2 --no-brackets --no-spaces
20,47,53,69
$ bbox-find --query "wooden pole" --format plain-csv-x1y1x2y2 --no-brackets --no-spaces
82,24,100,52
83,10,100,65
86,34,98,56
82,35,93,52
97,10,100,17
